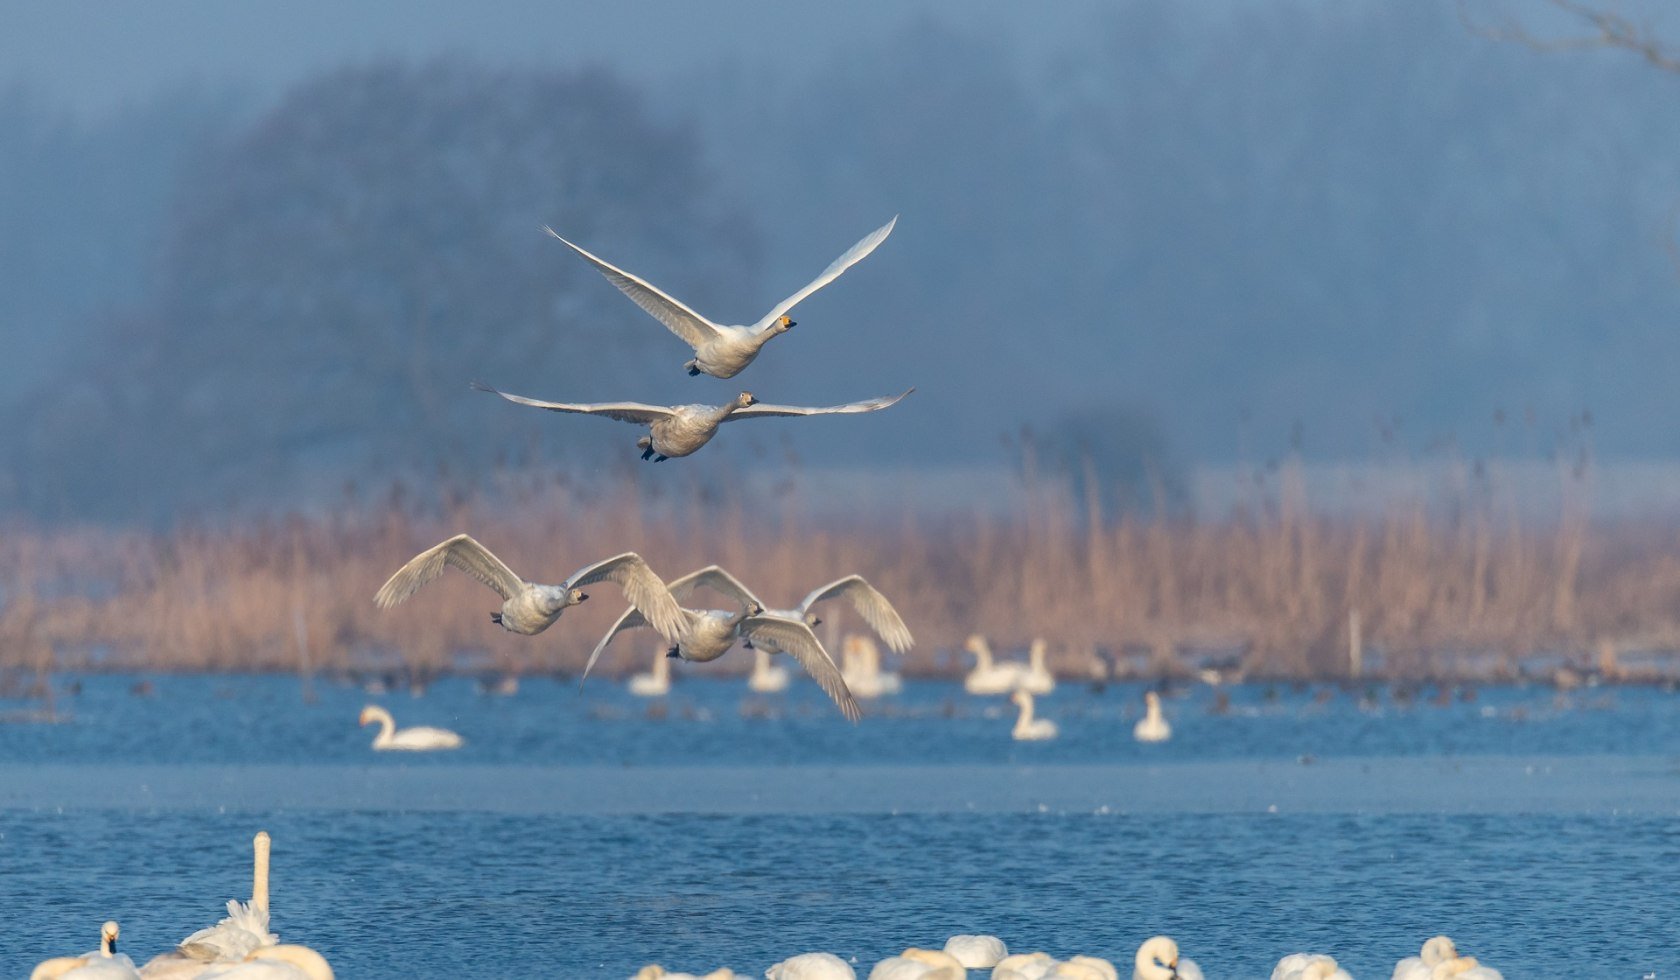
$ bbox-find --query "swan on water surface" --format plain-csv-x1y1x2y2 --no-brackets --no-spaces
1133,937,1200,980
629,647,673,696
1010,689,1058,741
1016,639,1055,695
765,952,856,980
547,216,897,379
31,921,139,980
632,966,736,980
374,534,684,641
843,635,902,698
943,935,1006,969
1272,953,1351,980
473,384,911,461
990,951,1056,980
868,948,966,979
194,946,335,980
963,636,1027,695
748,645,791,692
358,704,462,751
1133,691,1171,743
1391,936,1458,980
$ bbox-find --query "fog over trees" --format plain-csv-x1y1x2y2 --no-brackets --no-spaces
2,1,1678,521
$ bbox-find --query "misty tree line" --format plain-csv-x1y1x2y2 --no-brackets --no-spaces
4,1,1680,522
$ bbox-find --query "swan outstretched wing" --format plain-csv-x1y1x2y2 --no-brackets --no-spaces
724,388,913,421
666,565,763,612
470,382,674,424
755,215,897,331
740,615,861,722
797,575,915,653
564,552,686,641
544,226,723,351
375,534,524,607
582,606,651,685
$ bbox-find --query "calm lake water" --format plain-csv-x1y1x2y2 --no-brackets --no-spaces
4,675,1678,977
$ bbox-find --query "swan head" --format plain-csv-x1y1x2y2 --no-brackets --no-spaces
964,634,988,656
773,315,795,333
1134,936,1179,980
733,391,758,409
569,587,589,605
805,612,822,628
1010,689,1031,708
101,920,119,955
1145,690,1161,708
357,705,381,727
1421,936,1459,965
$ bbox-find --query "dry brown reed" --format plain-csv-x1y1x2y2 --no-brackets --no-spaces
4,456,1680,683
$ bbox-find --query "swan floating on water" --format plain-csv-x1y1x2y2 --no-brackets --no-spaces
1010,689,1058,741
991,951,1056,980
1016,639,1055,695
963,636,1027,695
942,935,1006,969
547,216,896,379
473,384,911,461
1392,936,1457,980
748,646,791,692
631,966,736,980
1133,691,1171,743
194,945,335,979
358,704,462,751
842,635,902,698
1133,937,1200,980
31,921,139,980
1272,953,1350,980
868,948,966,979
374,534,685,641
629,647,673,696
765,952,857,979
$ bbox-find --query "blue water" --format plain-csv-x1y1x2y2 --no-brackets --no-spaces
4,675,1678,977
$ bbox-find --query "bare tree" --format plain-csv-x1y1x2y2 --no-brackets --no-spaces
1459,1,1680,72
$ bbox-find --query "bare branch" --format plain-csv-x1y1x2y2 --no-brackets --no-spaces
1459,0,1680,73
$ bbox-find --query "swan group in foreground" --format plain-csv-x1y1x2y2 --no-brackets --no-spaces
472,383,911,461
358,704,462,751
547,216,897,379
30,921,137,979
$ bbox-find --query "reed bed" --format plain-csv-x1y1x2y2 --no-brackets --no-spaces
4,457,1680,683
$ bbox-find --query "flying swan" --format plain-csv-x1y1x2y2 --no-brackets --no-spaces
374,534,684,641
471,384,911,461
546,216,897,378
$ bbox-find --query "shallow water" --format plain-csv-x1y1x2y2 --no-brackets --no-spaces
4,675,1678,977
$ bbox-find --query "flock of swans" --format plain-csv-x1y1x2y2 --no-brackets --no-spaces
627,932,1501,979
34,833,333,980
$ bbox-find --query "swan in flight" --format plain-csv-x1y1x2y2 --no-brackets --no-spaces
867,948,966,979
359,704,462,751
941,936,1006,969
963,635,1026,695
1272,954,1351,980
31,921,139,980
629,647,673,696
1017,639,1055,695
765,953,855,980
546,216,896,378
472,384,911,462
748,646,790,692
842,635,901,698
1133,937,1200,980
1010,689,1057,741
589,565,865,721
375,534,684,641
1133,691,1171,743
1392,935,1459,980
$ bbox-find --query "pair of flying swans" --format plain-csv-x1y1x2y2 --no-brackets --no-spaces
548,216,896,379
373,534,685,642
586,565,913,723
471,384,911,462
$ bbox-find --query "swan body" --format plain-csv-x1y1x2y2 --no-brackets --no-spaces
474,384,911,461
1017,640,1055,695
765,952,856,980
359,705,462,751
1133,938,1199,980
1010,689,1058,741
32,922,139,980
990,953,1056,980
843,635,902,698
629,648,673,696
942,936,1006,969
1133,691,1171,743
1043,963,1112,980
1427,959,1500,980
748,646,790,692
548,216,896,379
1056,958,1116,980
1272,954,1350,980
194,946,334,980
374,535,684,641
964,636,1026,695
869,949,966,980
633,967,736,980
1392,936,1458,980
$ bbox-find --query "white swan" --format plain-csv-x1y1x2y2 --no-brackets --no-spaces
474,384,912,461
1051,958,1116,980
632,967,735,980
748,646,790,692
1427,958,1501,980
942,937,1006,970
1132,691,1171,743
868,948,966,980
842,635,902,699
1392,936,1458,980
1017,639,1055,695
547,216,897,379
32,921,139,980
358,704,462,751
766,952,856,980
964,636,1026,695
629,648,673,696
1272,954,1350,980
991,952,1056,980
1010,689,1057,741
1133,938,1200,980
374,535,685,641
195,946,335,980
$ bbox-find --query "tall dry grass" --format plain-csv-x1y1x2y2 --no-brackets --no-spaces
4,456,1680,682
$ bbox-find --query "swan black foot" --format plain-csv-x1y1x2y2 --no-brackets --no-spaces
684,360,701,376
666,646,682,659
641,447,655,461
654,454,668,462
490,612,503,626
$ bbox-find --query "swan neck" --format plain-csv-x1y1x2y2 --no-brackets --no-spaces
754,647,771,673
972,640,993,670
253,831,271,912
370,707,395,744
1015,694,1034,726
